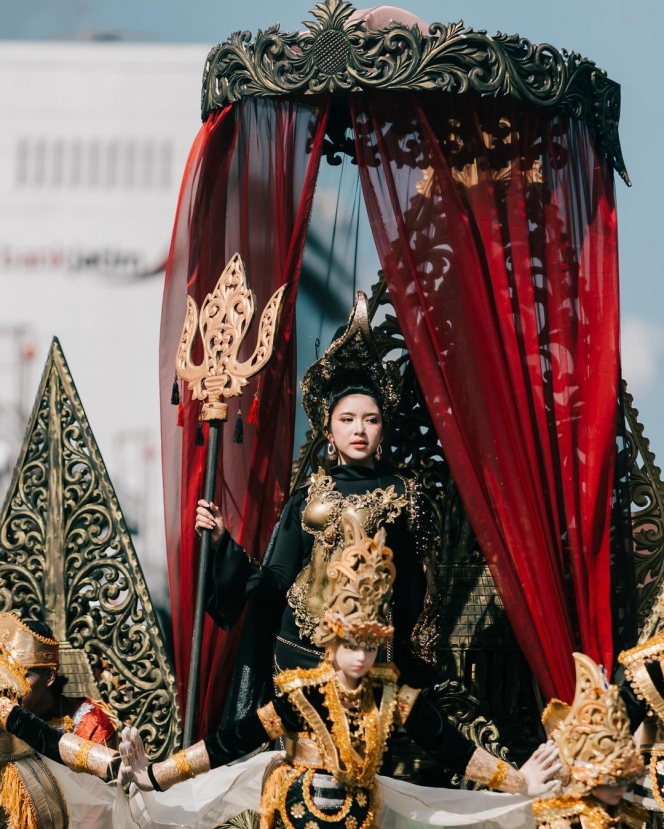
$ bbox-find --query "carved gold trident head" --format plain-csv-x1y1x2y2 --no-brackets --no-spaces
175,253,287,422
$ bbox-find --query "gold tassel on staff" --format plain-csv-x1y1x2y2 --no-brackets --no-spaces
175,252,287,747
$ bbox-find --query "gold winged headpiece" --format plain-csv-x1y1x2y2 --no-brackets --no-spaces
313,513,396,648
542,652,643,792
300,291,402,435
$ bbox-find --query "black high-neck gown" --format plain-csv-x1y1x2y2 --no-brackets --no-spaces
206,464,430,727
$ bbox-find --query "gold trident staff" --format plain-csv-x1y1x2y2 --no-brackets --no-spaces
176,252,287,746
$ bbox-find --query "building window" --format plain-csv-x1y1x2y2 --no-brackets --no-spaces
14,138,174,189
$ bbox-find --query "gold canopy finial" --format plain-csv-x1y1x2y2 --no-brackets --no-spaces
175,253,287,421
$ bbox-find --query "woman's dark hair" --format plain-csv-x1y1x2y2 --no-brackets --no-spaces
326,372,384,426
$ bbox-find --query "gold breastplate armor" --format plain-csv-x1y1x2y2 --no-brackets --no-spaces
287,470,410,639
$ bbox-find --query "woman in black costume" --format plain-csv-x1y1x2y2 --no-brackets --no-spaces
197,292,436,724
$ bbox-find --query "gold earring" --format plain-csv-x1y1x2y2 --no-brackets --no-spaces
375,443,382,461
327,441,338,461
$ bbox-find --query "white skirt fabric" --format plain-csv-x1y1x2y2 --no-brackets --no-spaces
41,757,130,829
122,752,536,829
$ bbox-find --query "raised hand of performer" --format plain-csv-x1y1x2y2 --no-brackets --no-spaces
195,499,225,546
118,726,153,791
518,741,561,796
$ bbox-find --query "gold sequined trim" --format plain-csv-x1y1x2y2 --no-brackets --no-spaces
173,750,194,780
0,697,17,731
257,702,287,740
275,661,397,789
47,715,74,733
183,740,211,775
395,685,421,726
275,661,336,695
486,760,509,790
301,767,353,821
275,661,397,695
323,670,397,789
73,741,93,773
59,733,88,770
532,792,647,829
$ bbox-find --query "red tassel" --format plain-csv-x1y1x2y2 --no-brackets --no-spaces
247,393,260,425
177,402,184,428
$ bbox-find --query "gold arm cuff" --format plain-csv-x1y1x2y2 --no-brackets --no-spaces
0,697,17,731
58,733,118,779
464,748,525,794
257,701,287,740
395,685,421,726
151,741,211,791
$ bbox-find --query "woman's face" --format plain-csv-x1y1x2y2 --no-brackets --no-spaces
591,784,628,806
22,668,55,716
327,394,383,468
330,641,378,682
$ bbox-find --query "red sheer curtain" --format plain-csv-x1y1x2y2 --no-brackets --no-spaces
352,91,619,703
160,97,329,735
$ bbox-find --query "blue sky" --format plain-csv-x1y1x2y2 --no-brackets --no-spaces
3,0,664,462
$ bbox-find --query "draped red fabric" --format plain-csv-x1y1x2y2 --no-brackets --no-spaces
160,98,329,736
351,92,619,703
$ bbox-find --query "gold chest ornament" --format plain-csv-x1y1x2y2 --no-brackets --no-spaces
287,470,409,639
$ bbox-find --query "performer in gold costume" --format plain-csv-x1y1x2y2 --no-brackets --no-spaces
198,293,440,725
533,653,646,829
0,615,118,746
618,603,664,814
0,614,119,829
119,515,560,829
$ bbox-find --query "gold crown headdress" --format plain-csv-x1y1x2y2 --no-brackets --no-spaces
618,600,664,723
313,513,396,649
0,613,59,670
300,291,402,436
542,652,644,793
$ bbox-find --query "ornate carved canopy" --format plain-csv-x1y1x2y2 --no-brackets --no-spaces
201,0,628,183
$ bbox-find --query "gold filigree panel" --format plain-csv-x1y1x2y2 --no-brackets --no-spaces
0,339,181,759
623,383,664,639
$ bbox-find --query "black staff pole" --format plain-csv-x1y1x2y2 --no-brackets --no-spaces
183,418,221,747
175,253,287,749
